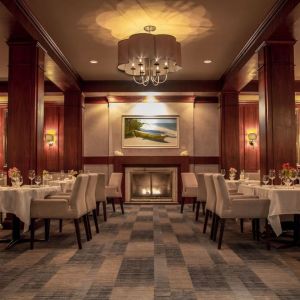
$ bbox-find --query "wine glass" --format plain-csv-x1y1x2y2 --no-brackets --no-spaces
221,169,226,177
268,169,276,186
262,175,269,186
278,170,283,185
28,170,35,186
18,175,23,187
35,175,41,186
290,169,297,188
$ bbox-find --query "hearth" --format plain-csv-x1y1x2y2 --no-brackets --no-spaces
125,167,177,202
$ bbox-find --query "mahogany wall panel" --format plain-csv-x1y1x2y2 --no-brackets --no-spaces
0,107,7,169
44,104,64,171
239,103,260,171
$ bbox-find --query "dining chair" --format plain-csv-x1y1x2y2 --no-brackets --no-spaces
105,173,124,214
195,173,207,221
85,173,100,240
95,173,107,221
29,174,89,249
203,174,217,239
181,172,198,213
212,174,270,249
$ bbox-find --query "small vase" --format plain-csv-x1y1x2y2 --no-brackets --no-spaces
229,174,235,181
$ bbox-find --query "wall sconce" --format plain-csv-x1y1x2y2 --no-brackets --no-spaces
45,130,56,147
247,132,257,147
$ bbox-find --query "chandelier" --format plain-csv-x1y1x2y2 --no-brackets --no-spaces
117,25,182,86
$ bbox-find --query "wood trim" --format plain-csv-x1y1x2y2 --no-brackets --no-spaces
83,156,220,165
1,0,81,91
222,0,300,91
82,80,222,93
84,97,108,104
194,96,219,103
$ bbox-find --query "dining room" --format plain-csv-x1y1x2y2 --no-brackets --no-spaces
0,0,300,299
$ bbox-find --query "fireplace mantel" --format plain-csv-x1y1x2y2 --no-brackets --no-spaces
113,156,189,203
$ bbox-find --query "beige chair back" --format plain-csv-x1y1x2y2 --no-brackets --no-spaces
213,174,232,216
95,173,106,203
196,173,207,202
85,173,98,211
181,172,198,189
108,173,123,195
204,174,217,212
69,174,89,216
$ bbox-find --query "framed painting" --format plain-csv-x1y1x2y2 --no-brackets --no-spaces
122,116,179,148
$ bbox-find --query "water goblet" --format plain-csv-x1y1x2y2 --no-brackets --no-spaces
18,175,23,187
221,169,226,177
262,175,269,186
28,169,35,186
290,169,297,188
35,175,41,186
268,169,276,186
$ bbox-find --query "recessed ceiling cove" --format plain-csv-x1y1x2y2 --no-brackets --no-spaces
79,0,213,45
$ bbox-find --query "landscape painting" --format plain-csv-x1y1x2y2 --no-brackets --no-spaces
122,116,179,148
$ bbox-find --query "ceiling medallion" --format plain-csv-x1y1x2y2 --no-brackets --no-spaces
117,25,182,86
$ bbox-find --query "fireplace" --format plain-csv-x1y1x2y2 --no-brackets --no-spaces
125,167,178,202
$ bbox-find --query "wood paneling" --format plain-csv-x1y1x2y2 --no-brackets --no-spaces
82,80,221,93
1,0,81,92
0,107,7,169
258,41,296,175
44,104,64,171
239,103,260,171
83,156,219,165
222,0,300,91
64,91,83,171
7,40,45,181
220,92,240,174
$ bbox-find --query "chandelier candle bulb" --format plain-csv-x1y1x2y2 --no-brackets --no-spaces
117,25,182,86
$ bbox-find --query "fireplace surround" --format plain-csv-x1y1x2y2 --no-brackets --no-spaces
125,167,177,202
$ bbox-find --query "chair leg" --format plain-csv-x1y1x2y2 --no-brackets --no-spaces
265,219,271,250
192,198,196,212
210,213,216,240
30,218,35,250
83,215,90,241
44,219,50,241
180,197,185,213
203,209,209,233
59,219,63,232
213,216,220,241
111,198,116,212
73,218,82,249
218,219,226,249
256,219,260,241
96,202,100,216
87,214,92,240
252,219,256,240
240,219,244,233
120,199,124,215
195,201,201,221
103,202,107,222
201,202,206,215
92,209,99,233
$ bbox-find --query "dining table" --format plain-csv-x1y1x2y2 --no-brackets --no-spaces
48,178,75,193
238,183,300,238
0,184,60,248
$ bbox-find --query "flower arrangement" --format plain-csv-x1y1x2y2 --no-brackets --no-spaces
8,167,20,179
229,167,237,174
281,163,297,178
69,170,77,176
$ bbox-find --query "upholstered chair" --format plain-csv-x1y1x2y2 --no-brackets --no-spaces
105,173,124,214
212,174,270,249
203,174,218,239
195,173,207,221
85,173,100,239
181,172,198,213
30,174,89,249
95,173,107,221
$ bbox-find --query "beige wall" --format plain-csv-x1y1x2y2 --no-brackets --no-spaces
83,101,220,173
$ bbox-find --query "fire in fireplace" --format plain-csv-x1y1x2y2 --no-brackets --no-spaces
125,167,177,202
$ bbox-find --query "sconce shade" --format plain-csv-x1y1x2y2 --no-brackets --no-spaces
248,132,257,141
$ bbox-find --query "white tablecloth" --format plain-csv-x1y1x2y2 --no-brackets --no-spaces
226,180,260,191
238,184,300,235
48,179,74,193
0,185,60,231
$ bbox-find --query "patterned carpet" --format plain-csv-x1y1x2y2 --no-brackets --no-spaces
0,204,300,300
